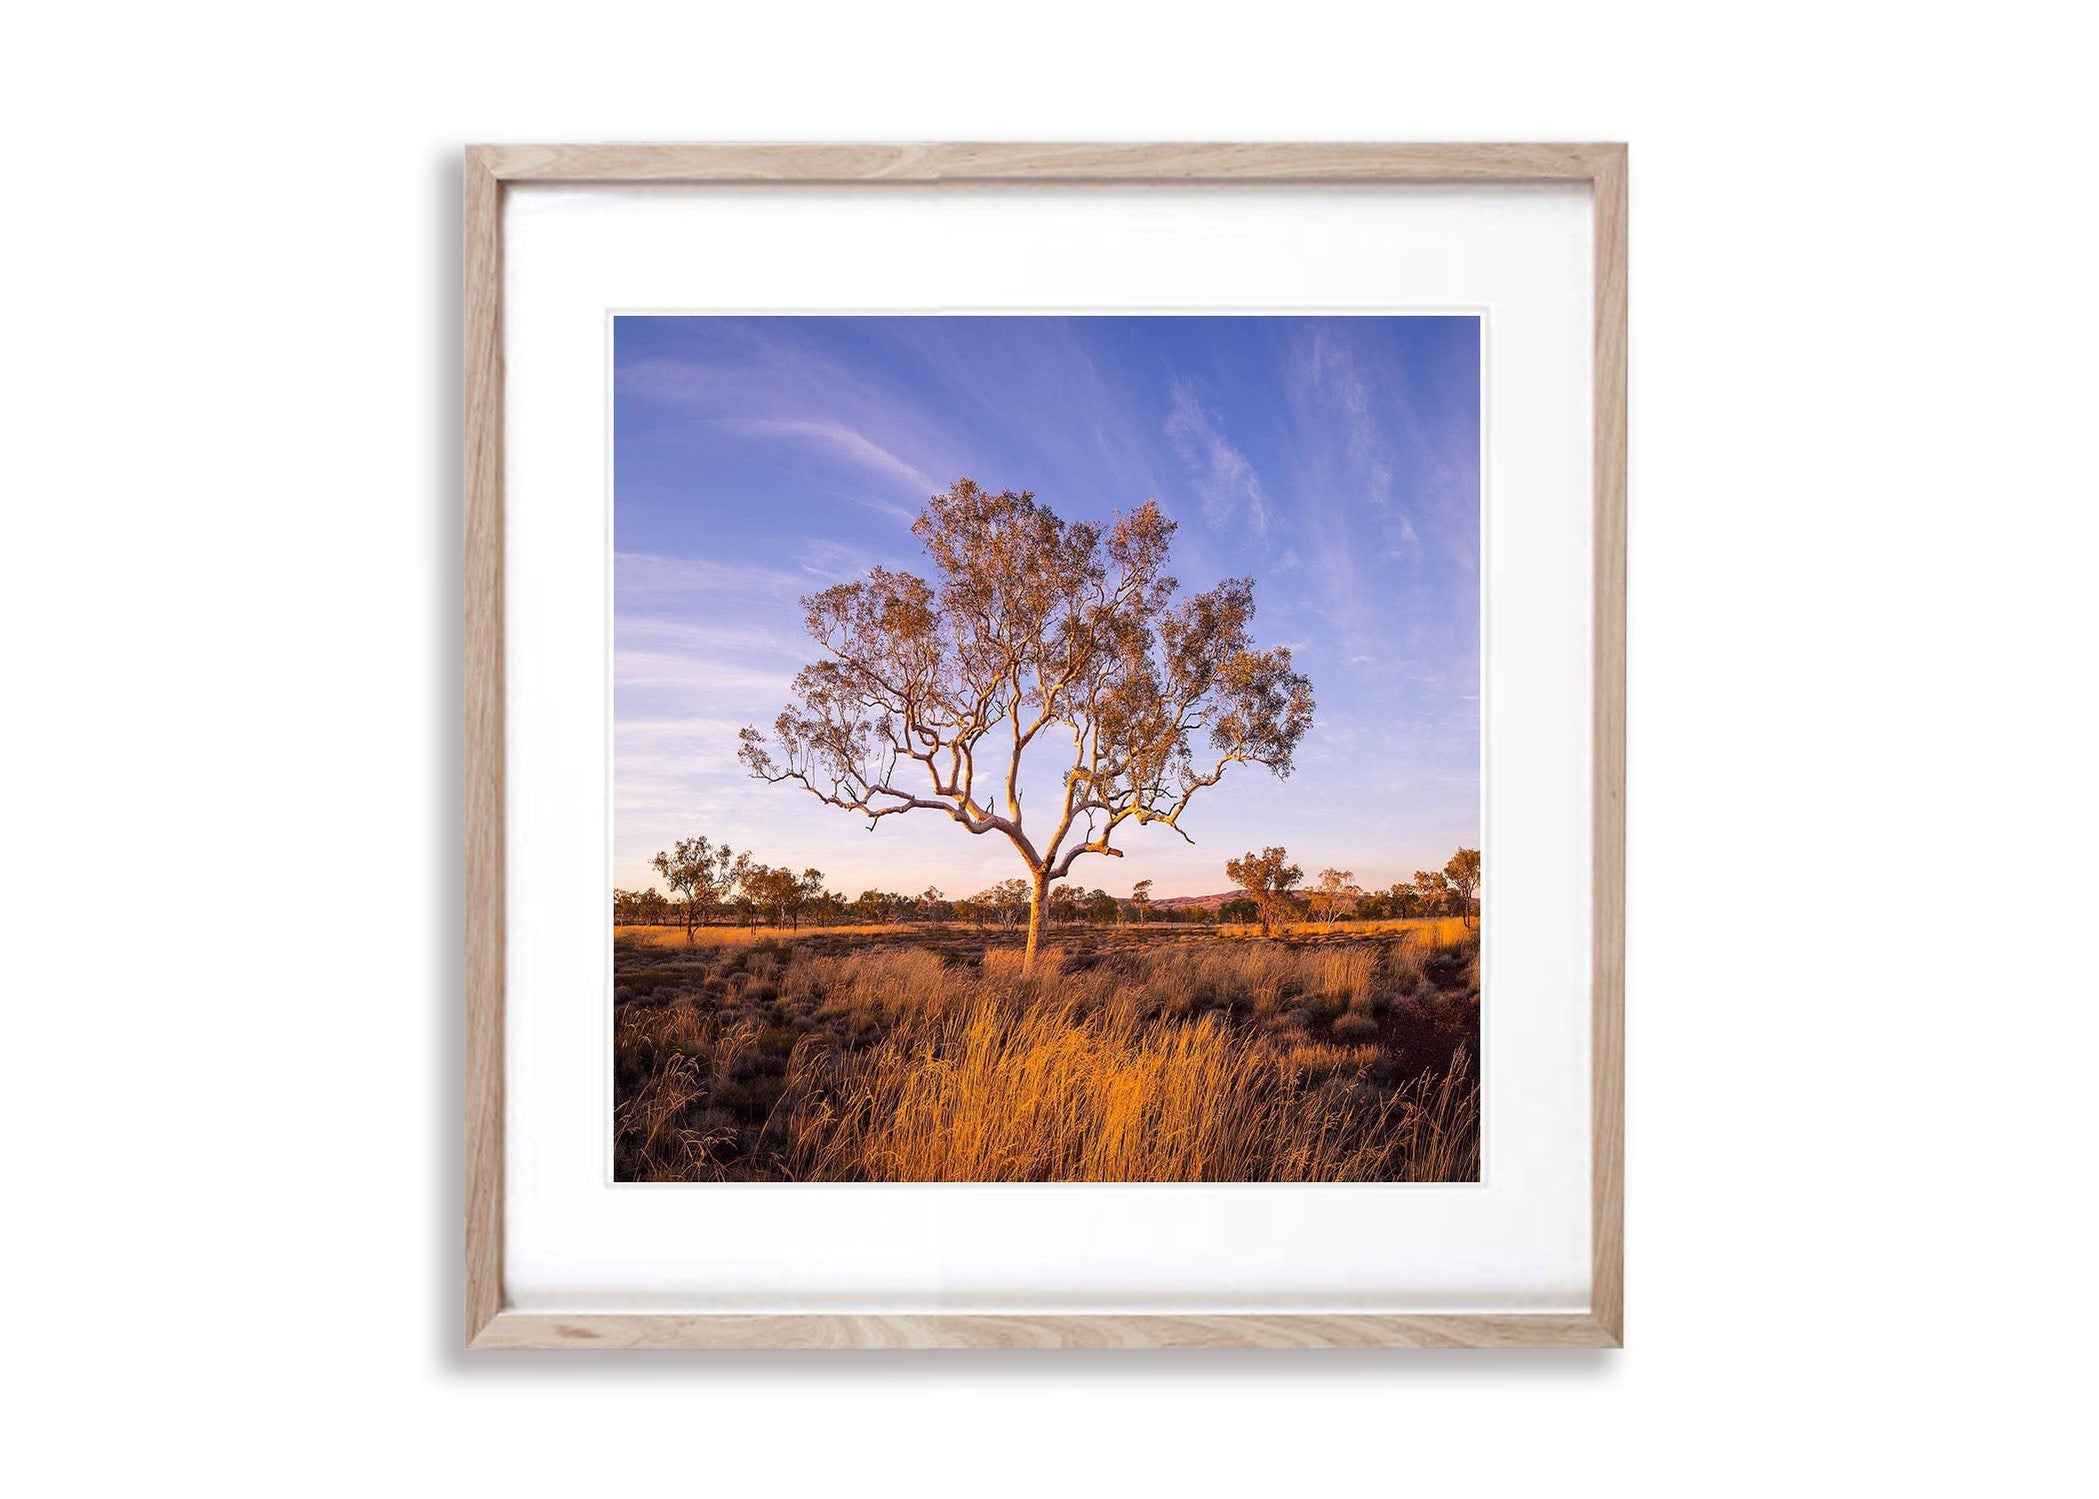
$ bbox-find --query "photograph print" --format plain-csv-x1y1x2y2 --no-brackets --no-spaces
612,314,1481,1183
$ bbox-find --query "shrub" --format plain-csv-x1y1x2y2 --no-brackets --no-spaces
1332,1011,1380,1043
1422,940,1476,990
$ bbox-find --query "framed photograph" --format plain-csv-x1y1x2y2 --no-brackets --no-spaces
466,143,1625,1348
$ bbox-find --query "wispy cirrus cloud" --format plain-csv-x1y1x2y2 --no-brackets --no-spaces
712,418,936,523
796,537,889,585
1164,377,1275,537
619,340,951,526
1294,331,1396,506
613,650,793,698
617,616,803,664
614,550,808,603
1289,328,1420,559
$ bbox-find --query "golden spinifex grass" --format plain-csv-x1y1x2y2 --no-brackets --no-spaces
1215,916,1474,944
614,927,1481,1183
773,1001,1475,1182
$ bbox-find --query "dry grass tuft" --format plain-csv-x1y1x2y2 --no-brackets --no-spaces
1331,1010,1381,1043
981,945,1066,986
1323,948,1376,1010
771,1000,1472,1182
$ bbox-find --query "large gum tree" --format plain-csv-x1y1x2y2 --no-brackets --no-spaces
739,480,1316,973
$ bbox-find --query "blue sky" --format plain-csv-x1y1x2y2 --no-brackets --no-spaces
614,315,1479,902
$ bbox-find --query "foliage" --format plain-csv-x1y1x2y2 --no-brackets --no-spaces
1307,867,1362,922
1224,846,1305,935
970,877,1032,929
612,886,670,926
738,863,827,929
1445,846,1481,927
649,836,741,944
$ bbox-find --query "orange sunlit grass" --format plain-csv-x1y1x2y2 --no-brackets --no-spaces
615,924,1481,1183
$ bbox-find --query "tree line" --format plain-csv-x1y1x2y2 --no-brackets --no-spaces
1223,845,1479,934
618,835,1479,939
618,841,1181,937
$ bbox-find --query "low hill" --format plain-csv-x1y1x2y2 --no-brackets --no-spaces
1147,890,1241,912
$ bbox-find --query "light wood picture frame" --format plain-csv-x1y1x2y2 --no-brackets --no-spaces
465,142,1626,1350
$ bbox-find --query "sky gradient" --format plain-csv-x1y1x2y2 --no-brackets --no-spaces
614,315,1479,902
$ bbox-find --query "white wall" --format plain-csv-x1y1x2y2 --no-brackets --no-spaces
3,4,2091,1494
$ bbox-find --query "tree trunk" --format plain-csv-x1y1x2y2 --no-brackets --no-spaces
1023,874,1050,975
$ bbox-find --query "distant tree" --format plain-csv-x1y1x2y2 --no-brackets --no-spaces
1129,878,1154,925
613,888,640,926
650,836,741,944
736,863,826,929
1048,884,1083,925
975,877,1032,929
917,886,952,924
1307,867,1362,923
1225,846,1305,936
807,881,846,928
789,868,826,930
1413,869,1452,918
1082,888,1121,925
740,480,1315,975
1445,847,1481,928
738,863,788,928
636,887,668,927
1219,895,1260,925
855,889,912,926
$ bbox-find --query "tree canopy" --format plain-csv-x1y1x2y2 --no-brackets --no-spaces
1225,846,1305,935
1444,847,1481,927
650,836,740,944
740,479,1315,971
